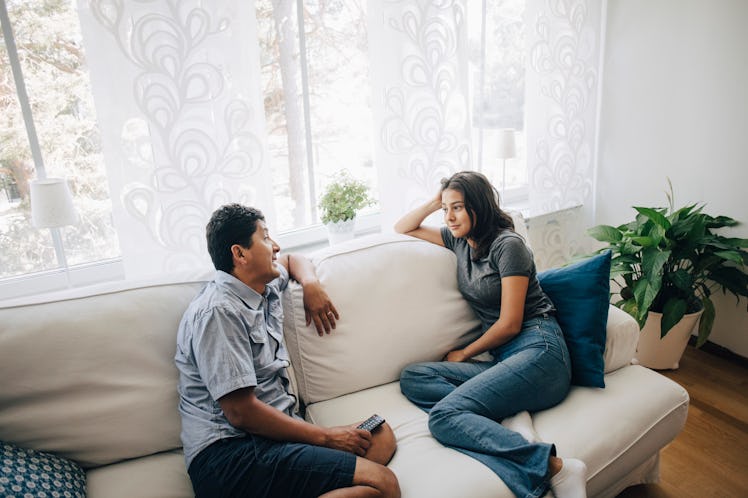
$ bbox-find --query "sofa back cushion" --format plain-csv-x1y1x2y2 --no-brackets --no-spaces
282,234,482,404
0,279,206,468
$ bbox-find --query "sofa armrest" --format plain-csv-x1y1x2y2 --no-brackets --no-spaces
603,305,639,373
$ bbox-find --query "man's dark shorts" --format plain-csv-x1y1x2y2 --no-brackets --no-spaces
188,435,357,498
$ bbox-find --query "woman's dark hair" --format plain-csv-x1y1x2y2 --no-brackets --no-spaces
206,203,265,273
441,171,515,261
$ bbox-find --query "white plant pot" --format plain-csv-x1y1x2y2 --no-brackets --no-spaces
325,218,355,245
633,309,704,370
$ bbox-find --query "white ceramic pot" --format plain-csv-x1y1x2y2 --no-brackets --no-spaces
325,218,355,245
633,309,704,370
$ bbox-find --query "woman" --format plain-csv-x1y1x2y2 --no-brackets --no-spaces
395,171,587,498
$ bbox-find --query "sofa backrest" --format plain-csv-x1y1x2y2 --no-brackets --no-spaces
0,278,207,468
282,234,483,404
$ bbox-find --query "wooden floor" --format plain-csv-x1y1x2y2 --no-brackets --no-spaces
616,345,748,498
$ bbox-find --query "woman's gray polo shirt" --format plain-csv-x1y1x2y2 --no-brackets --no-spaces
175,266,297,468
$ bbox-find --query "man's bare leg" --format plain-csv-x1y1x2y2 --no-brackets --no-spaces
362,422,397,465
319,457,400,498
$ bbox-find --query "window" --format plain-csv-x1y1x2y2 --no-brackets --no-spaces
1,0,531,299
0,0,119,282
256,0,377,234
468,0,527,201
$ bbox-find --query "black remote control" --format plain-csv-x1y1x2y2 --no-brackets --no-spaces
356,414,385,432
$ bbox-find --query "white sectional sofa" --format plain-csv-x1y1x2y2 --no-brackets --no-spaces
0,233,689,498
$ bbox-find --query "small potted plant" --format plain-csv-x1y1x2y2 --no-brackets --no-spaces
318,171,375,245
588,181,748,369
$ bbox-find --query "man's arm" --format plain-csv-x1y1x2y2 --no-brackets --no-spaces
278,253,339,335
219,386,371,456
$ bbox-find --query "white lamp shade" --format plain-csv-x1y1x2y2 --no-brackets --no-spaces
30,178,78,228
497,128,517,159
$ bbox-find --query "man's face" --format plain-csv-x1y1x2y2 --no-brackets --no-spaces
245,220,281,284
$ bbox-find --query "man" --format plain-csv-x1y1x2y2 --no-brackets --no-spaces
176,204,399,498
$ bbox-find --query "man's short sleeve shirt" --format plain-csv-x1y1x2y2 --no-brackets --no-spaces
175,265,297,468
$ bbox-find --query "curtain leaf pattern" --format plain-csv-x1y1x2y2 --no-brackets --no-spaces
370,0,471,227
526,0,601,216
74,0,603,279
79,0,271,277
523,0,603,267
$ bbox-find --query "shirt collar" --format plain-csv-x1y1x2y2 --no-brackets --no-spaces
214,270,263,310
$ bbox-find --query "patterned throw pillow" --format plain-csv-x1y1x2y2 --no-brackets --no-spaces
0,441,86,498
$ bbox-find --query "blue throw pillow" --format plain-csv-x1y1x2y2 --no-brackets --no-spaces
538,251,611,388
0,441,86,498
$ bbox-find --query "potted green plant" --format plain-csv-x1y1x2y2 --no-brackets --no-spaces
318,171,374,245
588,182,748,369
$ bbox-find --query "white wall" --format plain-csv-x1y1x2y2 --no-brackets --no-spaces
596,0,748,357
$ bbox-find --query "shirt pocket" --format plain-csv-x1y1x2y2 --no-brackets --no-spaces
249,328,267,344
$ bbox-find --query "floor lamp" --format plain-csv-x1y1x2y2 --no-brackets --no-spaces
496,128,516,200
30,178,78,287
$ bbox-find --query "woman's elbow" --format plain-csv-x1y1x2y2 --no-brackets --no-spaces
393,222,409,234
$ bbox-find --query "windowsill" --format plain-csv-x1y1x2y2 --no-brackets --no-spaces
0,213,383,303
0,258,125,303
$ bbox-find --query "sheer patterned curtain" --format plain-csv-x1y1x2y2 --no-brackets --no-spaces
370,0,605,264
78,0,273,279
368,0,472,229
525,0,605,266
526,0,604,217
74,0,604,279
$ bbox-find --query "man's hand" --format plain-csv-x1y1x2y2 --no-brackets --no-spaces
302,280,340,335
323,425,372,456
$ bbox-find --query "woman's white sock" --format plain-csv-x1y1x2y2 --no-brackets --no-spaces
550,458,588,498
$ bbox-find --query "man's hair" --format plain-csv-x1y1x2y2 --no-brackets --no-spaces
206,204,265,272
441,171,515,261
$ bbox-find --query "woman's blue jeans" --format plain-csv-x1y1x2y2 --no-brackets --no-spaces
400,315,571,498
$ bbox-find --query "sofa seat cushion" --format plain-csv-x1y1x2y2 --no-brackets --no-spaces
0,441,86,498
85,449,193,498
533,365,689,497
306,366,688,498
305,383,508,498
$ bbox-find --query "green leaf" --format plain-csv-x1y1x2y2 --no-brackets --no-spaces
619,299,640,324
630,236,654,247
661,298,687,337
641,247,670,280
718,237,748,249
695,297,715,348
669,269,693,292
705,215,739,229
634,278,660,320
709,267,748,299
649,224,667,246
634,207,671,229
588,225,622,243
714,250,745,265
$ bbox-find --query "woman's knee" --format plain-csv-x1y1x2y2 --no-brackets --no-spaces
427,402,458,441
399,363,430,396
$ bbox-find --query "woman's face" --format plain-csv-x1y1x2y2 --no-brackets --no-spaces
442,188,472,240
